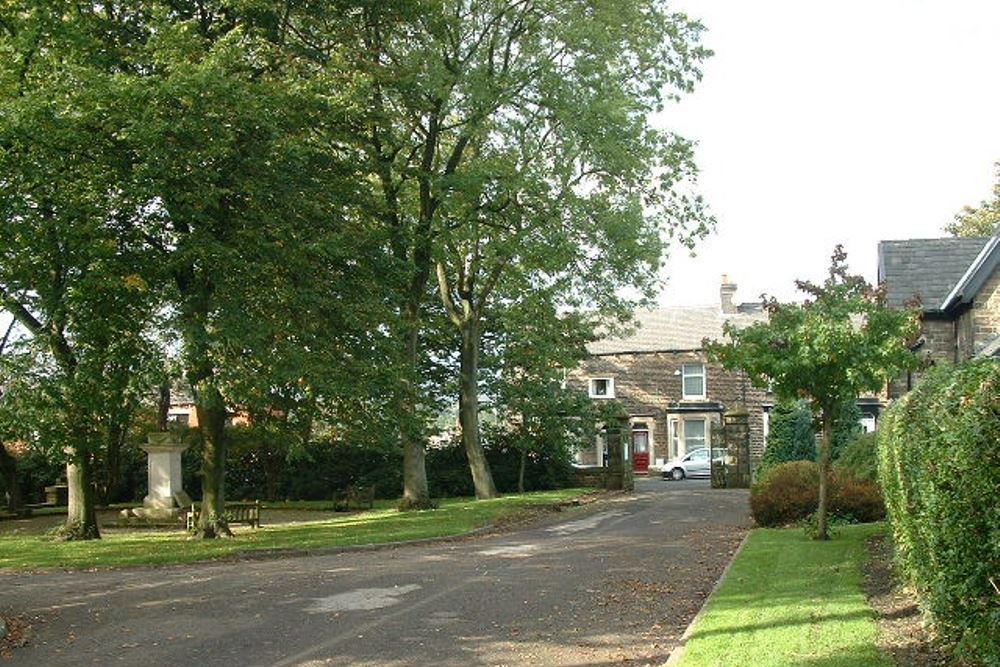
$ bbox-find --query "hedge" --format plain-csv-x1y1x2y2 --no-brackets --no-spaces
878,359,1000,665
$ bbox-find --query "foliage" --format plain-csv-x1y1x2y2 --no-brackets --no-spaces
878,359,1000,664
331,0,715,502
674,524,891,667
945,162,1000,237
0,5,167,537
830,399,863,460
750,461,884,528
760,401,815,470
837,432,879,482
761,398,863,472
709,246,919,539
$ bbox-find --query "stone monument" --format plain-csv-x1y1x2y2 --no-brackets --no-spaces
127,431,191,521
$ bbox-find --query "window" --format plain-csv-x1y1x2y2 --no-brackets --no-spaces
166,413,189,427
861,414,876,433
682,363,705,399
683,418,707,455
589,377,615,398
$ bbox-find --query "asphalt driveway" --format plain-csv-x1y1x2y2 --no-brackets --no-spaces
1,479,750,666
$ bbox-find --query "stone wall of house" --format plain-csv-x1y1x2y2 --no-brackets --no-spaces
970,265,1000,354
568,351,770,468
891,317,958,398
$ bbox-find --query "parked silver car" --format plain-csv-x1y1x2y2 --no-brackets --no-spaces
661,447,713,480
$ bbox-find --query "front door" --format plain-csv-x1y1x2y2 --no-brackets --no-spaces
632,426,650,472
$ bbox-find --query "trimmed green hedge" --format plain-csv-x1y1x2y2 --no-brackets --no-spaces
878,360,1000,665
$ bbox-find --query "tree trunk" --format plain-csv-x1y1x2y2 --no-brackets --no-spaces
459,318,498,499
817,414,833,541
0,443,23,513
399,299,432,510
62,452,100,540
158,382,170,432
102,419,126,505
517,444,527,494
193,381,232,538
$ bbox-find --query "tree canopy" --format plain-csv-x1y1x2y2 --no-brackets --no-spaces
707,246,919,539
945,162,1000,237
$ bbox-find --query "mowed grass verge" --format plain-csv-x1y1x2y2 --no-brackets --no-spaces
674,523,889,667
0,488,587,571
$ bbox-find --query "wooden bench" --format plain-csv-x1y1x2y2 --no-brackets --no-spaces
186,500,261,530
333,484,375,512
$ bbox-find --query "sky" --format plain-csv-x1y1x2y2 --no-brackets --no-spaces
653,0,1000,306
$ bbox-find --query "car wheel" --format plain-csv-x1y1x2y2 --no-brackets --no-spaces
670,467,685,481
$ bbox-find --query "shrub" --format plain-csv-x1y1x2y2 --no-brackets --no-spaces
751,460,819,526
760,401,816,471
878,359,1000,665
836,432,879,482
759,398,865,473
750,460,885,527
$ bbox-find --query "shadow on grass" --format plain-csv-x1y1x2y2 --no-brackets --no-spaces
688,609,874,640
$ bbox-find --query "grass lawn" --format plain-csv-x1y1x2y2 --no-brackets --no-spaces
674,523,889,667
0,488,586,571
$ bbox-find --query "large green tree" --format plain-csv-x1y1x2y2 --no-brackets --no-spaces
707,247,919,539
115,3,377,537
323,0,712,502
0,4,164,538
945,162,1000,237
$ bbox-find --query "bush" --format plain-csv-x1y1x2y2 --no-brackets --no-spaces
426,437,576,499
750,460,885,527
760,401,816,471
760,398,865,472
837,432,879,482
879,360,1000,665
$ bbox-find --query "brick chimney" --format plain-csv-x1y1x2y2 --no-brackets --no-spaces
720,274,737,314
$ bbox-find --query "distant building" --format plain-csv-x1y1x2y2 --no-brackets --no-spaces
567,276,773,473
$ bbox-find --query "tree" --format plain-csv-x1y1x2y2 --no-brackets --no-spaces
329,0,712,501
707,246,919,539
945,162,1000,237
481,292,599,492
112,3,379,537
0,5,164,538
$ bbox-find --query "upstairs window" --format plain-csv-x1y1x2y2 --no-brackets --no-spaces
682,363,706,399
589,377,615,399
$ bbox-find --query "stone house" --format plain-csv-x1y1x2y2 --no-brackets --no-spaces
878,234,1000,398
567,277,773,473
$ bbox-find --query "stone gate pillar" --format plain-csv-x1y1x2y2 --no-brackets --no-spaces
605,416,634,491
719,406,751,489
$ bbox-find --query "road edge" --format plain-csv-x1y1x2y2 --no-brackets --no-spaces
663,529,752,667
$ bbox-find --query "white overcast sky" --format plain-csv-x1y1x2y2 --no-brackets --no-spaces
653,0,1000,306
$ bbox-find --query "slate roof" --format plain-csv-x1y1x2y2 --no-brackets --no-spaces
877,237,991,311
588,305,767,355
940,235,1000,311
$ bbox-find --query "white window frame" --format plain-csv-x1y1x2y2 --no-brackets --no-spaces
588,377,615,399
668,417,680,459
682,417,709,456
681,363,706,400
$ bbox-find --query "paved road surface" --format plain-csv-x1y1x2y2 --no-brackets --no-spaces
1,479,750,666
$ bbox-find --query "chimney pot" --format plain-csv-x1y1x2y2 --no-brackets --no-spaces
720,275,738,314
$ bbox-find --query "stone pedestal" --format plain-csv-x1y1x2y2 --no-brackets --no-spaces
137,432,190,520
